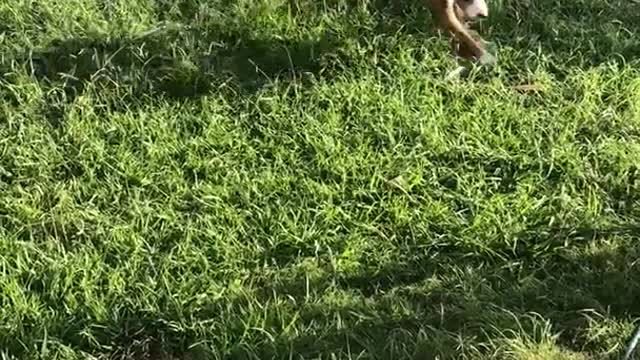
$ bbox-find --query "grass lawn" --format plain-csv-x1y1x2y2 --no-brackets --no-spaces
1,0,640,358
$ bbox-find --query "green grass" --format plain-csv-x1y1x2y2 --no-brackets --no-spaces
1,0,640,358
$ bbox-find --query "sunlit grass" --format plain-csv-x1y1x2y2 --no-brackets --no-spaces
0,0,639,359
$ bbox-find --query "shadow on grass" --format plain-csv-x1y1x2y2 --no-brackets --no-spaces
2,0,637,130
248,224,640,358
27,28,343,98
46,225,634,359
2,23,348,128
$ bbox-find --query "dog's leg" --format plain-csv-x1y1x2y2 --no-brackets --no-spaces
428,0,494,64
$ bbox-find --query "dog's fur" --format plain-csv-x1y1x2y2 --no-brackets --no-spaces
427,0,492,63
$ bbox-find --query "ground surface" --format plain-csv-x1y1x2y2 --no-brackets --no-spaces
1,0,640,359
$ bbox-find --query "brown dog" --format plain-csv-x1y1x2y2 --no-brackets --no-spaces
427,0,494,64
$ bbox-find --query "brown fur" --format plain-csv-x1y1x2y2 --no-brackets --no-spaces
426,0,489,62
